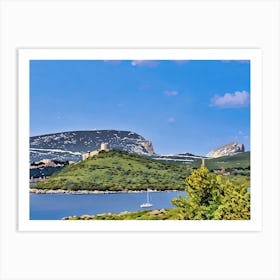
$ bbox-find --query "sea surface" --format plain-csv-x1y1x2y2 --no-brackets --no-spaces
30,191,186,220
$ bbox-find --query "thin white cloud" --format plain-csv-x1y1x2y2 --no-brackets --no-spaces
163,90,179,96
131,60,159,67
221,60,250,64
210,90,250,108
168,117,176,123
238,60,250,64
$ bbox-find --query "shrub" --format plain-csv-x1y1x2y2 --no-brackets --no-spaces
172,167,250,220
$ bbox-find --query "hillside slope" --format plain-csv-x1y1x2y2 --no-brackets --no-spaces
32,150,189,191
191,151,250,171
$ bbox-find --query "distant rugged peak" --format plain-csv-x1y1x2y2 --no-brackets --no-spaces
206,142,245,158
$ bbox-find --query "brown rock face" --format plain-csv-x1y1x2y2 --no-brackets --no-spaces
142,140,155,154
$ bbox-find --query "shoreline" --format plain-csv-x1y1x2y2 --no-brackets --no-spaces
62,208,168,220
29,188,183,195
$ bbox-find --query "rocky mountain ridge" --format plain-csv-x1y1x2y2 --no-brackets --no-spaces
30,130,154,162
206,142,245,158
30,130,246,163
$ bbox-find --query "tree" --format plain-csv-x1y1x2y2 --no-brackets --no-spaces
171,166,250,220
213,180,250,220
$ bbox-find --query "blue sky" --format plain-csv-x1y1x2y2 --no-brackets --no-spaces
30,59,250,155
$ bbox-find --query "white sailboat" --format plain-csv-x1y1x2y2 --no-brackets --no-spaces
140,189,153,208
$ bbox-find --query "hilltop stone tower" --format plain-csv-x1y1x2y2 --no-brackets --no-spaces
100,142,109,151
82,143,109,161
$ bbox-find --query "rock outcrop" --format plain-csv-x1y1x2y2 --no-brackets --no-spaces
206,142,245,158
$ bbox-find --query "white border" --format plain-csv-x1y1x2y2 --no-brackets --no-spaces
18,48,262,231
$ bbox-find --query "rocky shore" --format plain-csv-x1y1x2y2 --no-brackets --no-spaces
29,188,180,194
62,208,168,220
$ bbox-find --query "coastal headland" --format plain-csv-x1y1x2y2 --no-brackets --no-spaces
30,149,189,192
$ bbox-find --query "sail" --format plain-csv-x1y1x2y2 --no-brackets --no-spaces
140,189,153,208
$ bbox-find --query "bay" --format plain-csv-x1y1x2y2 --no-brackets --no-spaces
30,191,186,220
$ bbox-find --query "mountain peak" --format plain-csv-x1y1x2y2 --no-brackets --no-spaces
206,142,245,158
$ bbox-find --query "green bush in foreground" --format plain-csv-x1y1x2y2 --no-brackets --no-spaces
171,166,250,220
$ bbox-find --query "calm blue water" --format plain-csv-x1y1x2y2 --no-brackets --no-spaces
30,191,186,220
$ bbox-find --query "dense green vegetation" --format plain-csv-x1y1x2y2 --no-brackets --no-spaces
32,149,189,191
64,208,182,220
64,165,250,221
33,150,251,221
171,166,250,220
190,152,250,176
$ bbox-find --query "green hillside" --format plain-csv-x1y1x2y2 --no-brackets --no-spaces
190,152,250,174
32,149,190,191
